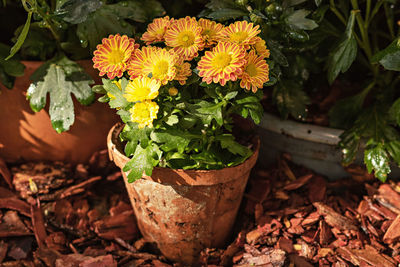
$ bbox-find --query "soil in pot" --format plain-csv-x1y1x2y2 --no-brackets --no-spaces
0,60,119,164
107,123,260,265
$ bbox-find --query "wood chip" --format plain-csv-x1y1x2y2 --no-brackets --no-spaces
0,198,30,217
337,245,396,267
283,174,313,191
0,158,12,188
383,215,400,244
313,202,358,231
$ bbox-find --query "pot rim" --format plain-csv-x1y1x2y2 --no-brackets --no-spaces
260,112,344,146
108,123,260,173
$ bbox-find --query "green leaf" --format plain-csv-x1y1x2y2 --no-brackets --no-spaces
0,44,25,88
106,0,165,23
165,114,179,126
12,25,56,61
284,0,307,7
56,0,102,24
76,4,134,52
92,85,105,94
364,141,390,182
329,84,372,129
286,9,318,30
273,80,310,120
339,130,361,165
371,38,400,71
117,109,131,123
123,144,160,182
327,11,357,84
207,8,247,21
124,140,137,157
27,55,94,133
150,129,195,154
216,134,251,157
225,91,238,100
266,40,288,67
389,98,400,126
102,78,130,109
386,141,400,167
188,101,224,126
6,12,32,60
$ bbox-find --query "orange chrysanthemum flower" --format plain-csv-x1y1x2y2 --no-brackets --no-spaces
174,58,192,85
128,47,178,85
253,37,270,58
164,16,204,60
93,34,136,79
240,50,269,93
198,18,224,47
141,16,173,45
197,42,246,86
127,46,158,79
218,21,260,49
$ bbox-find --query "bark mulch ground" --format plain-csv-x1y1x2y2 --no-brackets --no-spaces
1,151,400,266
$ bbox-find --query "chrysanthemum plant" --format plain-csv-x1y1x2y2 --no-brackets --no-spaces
93,16,271,181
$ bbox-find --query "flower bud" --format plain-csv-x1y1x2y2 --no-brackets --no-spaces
168,87,178,96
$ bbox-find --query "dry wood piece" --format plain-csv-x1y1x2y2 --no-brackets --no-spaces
59,176,102,199
283,174,313,191
0,198,30,217
0,240,8,263
93,210,138,241
30,204,47,247
376,184,400,213
383,215,400,244
7,237,34,260
337,245,396,267
0,211,31,237
236,246,286,267
313,202,358,231
0,158,12,188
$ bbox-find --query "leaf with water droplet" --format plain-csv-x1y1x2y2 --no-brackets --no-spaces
27,55,94,132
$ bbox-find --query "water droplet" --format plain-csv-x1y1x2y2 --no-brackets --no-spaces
121,1,128,6
342,148,348,154
80,39,88,48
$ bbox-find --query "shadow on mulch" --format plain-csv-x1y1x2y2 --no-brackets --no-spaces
0,151,400,267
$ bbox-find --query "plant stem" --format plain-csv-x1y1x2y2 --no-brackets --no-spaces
24,0,61,43
365,0,371,26
330,0,347,25
350,0,379,78
384,2,395,39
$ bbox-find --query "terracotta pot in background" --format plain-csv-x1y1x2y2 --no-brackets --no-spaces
0,61,119,164
107,123,259,265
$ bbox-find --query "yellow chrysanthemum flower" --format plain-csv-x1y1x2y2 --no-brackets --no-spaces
197,42,246,86
141,16,173,45
123,77,160,102
198,18,224,47
240,50,269,93
129,101,159,128
128,47,178,85
218,21,261,49
164,16,204,60
174,58,192,85
93,34,136,79
253,37,270,58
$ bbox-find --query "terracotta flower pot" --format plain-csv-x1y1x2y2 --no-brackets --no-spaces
0,60,119,164
107,123,259,265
